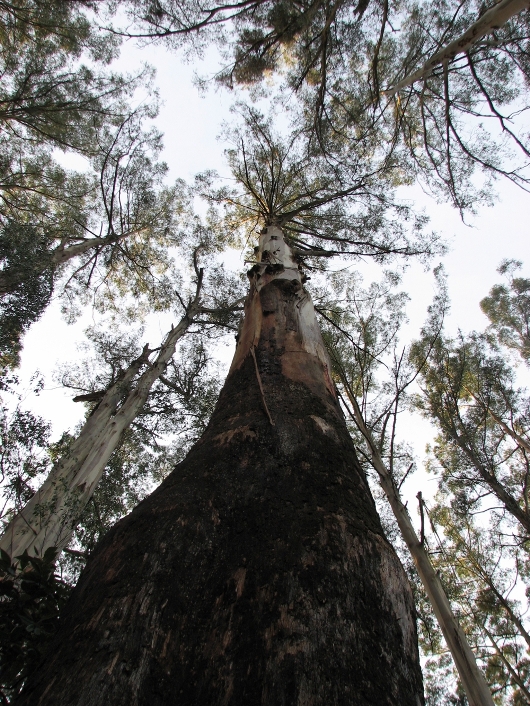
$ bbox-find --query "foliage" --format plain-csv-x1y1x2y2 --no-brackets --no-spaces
118,0,530,212
481,260,530,363
0,223,53,369
409,264,530,704
0,547,71,703
0,0,124,152
0,0,179,368
382,0,530,211
198,106,442,267
0,400,51,523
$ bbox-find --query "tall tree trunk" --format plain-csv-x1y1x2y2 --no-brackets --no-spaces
18,226,424,706
0,285,202,560
336,383,494,706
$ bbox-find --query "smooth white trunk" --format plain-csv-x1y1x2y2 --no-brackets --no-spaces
0,295,201,560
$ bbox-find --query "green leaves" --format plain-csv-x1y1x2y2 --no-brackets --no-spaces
481,260,530,364
0,222,54,369
0,402,51,516
409,263,530,703
199,106,442,265
0,546,70,702
412,326,530,532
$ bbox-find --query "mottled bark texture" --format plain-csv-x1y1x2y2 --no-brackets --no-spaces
18,230,424,706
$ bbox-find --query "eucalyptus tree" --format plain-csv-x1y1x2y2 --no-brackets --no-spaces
424,506,530,704
0,272,202,561
404,263,530,703
14,108,442,706
54,333,223,557
481,259,530,363
0,0,168,368
0,203,246,563
411,329,530,536
0,109,189,369
315,268,496,705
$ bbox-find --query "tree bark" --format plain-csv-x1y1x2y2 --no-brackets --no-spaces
18,227,424,706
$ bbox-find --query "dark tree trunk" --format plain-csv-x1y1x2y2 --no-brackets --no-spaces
18,228,424,706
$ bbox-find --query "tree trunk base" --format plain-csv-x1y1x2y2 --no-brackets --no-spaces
19,279,424,706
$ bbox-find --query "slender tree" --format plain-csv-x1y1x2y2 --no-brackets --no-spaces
406,263,530,703
425,507,530,703
0,269,203,560
0,215,246,562
411,330,530,536
317,269,495,705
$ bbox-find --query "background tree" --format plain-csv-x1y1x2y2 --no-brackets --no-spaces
406,262,530,704
411,331,530,536
309,260,530,703
0,249,243,700
0,206,247,561
314,266,495,704
481,259,530,363
0,0,172,369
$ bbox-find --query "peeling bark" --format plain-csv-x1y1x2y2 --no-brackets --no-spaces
18,228,424,706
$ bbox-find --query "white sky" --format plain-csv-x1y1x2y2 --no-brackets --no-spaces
12,39,530,510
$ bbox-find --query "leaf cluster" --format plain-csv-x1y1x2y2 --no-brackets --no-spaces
0,546,70,703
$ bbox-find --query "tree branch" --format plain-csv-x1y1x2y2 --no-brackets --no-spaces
385,0,530,96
